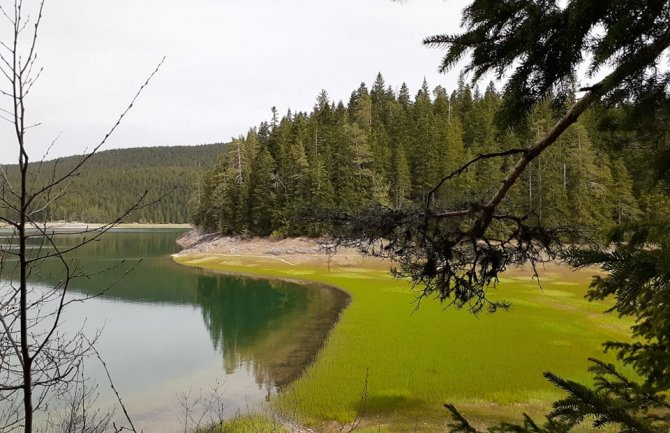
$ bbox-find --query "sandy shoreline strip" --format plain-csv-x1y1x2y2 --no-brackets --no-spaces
174,230,389,269
173,230,600,282
0,221,192,233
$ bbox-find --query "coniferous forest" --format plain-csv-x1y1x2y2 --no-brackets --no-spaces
6,74,665,234
4,143,226,224
190,73,666,237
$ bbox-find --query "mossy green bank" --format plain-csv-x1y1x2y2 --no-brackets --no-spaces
174,253,630,431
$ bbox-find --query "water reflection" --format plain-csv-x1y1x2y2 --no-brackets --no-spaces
0,229,348,428
196,274,347,388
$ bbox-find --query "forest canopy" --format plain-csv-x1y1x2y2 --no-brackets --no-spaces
2,143,226,224
189,73,663,238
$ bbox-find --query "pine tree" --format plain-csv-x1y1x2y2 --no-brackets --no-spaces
248,146,277,235
398,82,411,109
609,158,640,225
409,79,439,199
390,143,411,208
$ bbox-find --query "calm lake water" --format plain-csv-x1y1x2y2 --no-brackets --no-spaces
0,229,348,432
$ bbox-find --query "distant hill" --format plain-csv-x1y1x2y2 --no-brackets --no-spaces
3,143,227,223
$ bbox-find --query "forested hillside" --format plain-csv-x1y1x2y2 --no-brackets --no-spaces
190,73,666,236
4,143,227,223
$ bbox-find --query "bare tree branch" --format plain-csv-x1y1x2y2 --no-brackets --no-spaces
0,2,162,431
87,342,138,433
25,56,165,210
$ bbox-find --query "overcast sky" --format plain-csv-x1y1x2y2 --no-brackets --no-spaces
0,0,471,164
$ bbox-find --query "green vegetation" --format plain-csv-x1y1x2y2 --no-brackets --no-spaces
196,414,287,433
188,75,665,239
2,143,227,223
378,1,670,432
174,253,630,429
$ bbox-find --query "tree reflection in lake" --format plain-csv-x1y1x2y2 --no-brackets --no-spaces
0,229,348,423
195,273,347,389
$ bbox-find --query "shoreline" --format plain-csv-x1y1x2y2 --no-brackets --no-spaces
174,230,389,270
0,221,192,234
173,232,365,433
173,230,596,281
175,233,355,393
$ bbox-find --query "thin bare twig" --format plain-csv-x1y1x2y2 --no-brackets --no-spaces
87,341,138,433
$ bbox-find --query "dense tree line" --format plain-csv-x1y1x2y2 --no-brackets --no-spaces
409,1,670,432
190,73,663,236
3,143,226,224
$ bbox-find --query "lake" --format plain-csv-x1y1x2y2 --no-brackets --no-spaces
0,229,348,432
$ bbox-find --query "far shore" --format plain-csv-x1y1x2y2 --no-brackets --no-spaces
0,221,192,233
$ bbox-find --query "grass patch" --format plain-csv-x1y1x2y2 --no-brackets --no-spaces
174,255,630,430
196,414,288,433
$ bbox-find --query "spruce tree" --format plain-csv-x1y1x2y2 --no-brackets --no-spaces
248,146,277,235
